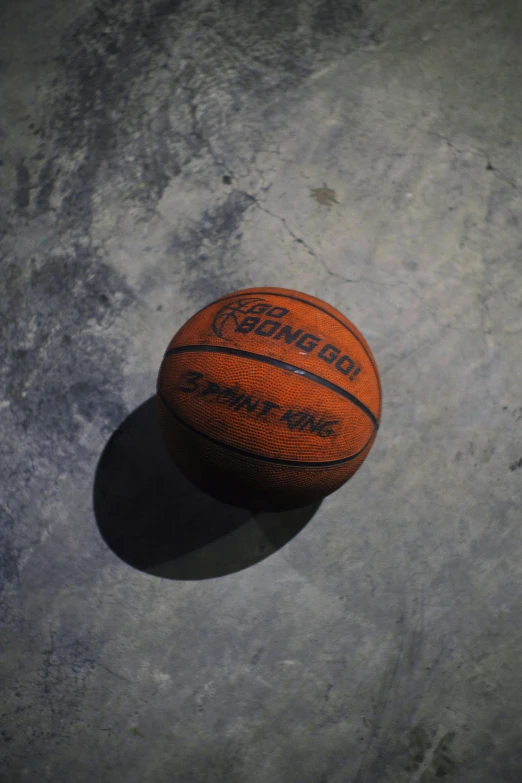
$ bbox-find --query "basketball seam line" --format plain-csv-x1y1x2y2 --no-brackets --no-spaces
157,390,375,468
164,344,379,428
188,288,382,405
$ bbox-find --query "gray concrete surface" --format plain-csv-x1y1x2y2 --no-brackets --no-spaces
1,0,521,780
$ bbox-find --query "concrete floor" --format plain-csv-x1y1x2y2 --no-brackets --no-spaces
1,0,521,780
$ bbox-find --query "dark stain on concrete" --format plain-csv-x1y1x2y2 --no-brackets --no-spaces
510,457,522,472
35,157,56,212
2,247,134,449
36,0,190,229
313,0,363,37
171,188,256,304
15,160,30,210
408,724,431,769
0,508,18,612
41,634,101,721
405,726,457,778
432,731,457,778
484,186,517,227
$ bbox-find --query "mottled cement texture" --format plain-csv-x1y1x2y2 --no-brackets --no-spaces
1,0,521,780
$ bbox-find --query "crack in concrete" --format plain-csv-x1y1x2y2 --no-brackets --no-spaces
242,193,356,282
411,125,519,190
243,191,497,337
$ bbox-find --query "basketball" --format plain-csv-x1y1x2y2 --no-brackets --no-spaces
156,287,381,510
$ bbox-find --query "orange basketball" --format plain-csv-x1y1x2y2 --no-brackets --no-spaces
157,287,381,510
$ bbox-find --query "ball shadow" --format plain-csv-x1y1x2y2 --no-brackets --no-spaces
93,396,320,579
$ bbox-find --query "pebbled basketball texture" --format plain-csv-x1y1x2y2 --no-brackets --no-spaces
157,287,382,510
